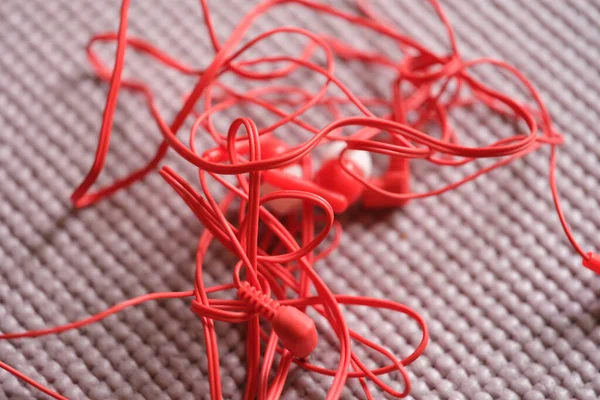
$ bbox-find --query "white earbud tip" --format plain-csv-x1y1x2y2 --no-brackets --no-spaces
324,142,373,178
260,165,303,215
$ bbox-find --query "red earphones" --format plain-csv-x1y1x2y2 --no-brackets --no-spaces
212,136,411,215
258,139,411,214
4,0,599,399
259,141,374,215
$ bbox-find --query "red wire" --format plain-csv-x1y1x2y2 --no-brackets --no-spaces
3,0,596,399
0,361,68,400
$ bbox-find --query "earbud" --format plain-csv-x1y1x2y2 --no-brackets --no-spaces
261,167,349,214
362,157,411,208
203,136,307,215
261,142,373,214
314,142,373,206
238,137,305,215
261,164,304,215
259,140,353,215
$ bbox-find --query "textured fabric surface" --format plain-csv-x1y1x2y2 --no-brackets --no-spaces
1,1,600,399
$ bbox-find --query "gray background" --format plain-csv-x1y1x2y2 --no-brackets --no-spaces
1,0,599,399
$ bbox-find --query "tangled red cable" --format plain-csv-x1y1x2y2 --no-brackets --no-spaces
2,0,598,399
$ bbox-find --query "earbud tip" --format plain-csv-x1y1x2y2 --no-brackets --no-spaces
260,165,304,215
325,142,373,179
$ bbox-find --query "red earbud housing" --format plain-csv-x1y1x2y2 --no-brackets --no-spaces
314,158,366,206
363,158,411,208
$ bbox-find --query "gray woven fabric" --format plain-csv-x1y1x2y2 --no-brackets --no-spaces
1,0,599,399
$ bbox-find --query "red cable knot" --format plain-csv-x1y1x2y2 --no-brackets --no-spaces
583,252,600,274
237,282,318,359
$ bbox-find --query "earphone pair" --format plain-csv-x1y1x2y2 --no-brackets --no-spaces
204,135,411,215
